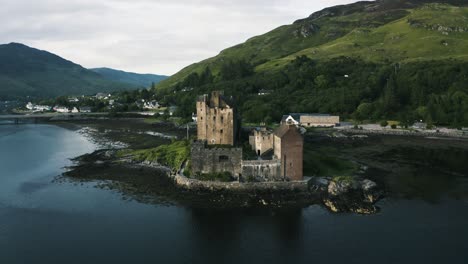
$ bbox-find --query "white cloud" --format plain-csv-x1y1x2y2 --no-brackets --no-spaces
0,0,359,75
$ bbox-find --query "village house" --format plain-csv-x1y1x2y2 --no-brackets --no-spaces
54,106,69,113
258,89,272,96
95,93,111,100
80,106,92,113
281,113,340,128
68,97,79,103
143,100,160,110
26,102,51,112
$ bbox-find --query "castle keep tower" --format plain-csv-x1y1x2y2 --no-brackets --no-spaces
273,125,304,181
197,91,238,146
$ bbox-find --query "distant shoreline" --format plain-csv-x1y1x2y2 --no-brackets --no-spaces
336,126,468,139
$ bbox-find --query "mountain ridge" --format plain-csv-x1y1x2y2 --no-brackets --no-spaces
90,67,168,88
0,43,152,100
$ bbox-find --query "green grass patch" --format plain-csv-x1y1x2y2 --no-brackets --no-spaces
127,140,190,170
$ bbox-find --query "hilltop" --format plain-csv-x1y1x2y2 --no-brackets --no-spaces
0,43,140,100
156,0,468,127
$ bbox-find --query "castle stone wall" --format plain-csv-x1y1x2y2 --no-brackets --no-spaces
191,141,242,178
241,160,282,181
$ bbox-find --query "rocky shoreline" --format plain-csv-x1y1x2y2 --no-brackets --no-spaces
337,127,467,139
63,148,384,214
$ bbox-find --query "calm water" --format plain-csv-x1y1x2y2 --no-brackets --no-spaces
0,124,467,264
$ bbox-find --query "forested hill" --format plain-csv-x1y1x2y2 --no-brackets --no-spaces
90,68,168,88
156,0,468,127
0,43,139,100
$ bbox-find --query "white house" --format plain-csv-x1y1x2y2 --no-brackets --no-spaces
54,106,69,113
71,107,79,113
26,102,34,110
144,100,160,110
26,102,51,112
281,114,300,126
96,93,111,100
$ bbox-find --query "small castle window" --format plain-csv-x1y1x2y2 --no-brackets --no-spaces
220,129,223,134
200,117,203,121
219,155,229,162
213,116,216,122
221,116,224,123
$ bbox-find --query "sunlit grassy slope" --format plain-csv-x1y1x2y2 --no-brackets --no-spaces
259,4,468,70
157,1,468,90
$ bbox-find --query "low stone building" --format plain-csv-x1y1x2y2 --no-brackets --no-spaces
281,113,340,127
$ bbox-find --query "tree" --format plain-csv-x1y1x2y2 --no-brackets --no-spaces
354,102,373,121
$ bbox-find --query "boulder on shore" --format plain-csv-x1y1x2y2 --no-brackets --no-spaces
323,178,382,214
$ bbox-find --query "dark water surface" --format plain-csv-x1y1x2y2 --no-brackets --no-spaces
1,124,467,264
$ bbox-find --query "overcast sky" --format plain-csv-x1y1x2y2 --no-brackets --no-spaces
0,0,359,75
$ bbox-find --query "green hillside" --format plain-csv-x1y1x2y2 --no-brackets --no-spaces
157,0,468,90
259,3,468,70
155,0,468,127
91,68,168,88
0,43,139,100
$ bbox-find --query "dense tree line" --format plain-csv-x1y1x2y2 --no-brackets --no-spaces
155,57,468,127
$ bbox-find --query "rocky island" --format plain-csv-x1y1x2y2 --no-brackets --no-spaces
64,91,385,214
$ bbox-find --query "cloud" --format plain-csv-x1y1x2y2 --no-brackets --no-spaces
0,0,359,75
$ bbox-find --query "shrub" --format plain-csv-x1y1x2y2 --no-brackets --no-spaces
380,120,389,127
391,124,397,129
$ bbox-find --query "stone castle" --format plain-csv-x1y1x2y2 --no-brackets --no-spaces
191,91,304,182
196,91,239,145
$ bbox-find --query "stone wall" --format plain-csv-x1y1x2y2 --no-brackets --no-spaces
241,160,282,181
191,141,242,178
173,174,310,192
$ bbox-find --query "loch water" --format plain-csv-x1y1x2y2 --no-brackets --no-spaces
0,124,467,264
